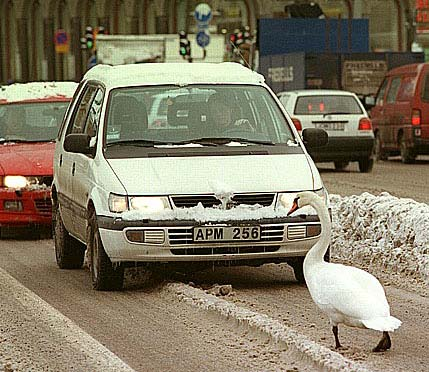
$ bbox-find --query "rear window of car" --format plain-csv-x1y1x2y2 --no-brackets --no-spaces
294,95,363,115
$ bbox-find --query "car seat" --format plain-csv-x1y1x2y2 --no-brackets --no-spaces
112,95,148,140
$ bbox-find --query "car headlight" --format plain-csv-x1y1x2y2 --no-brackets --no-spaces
108,194,171,214
129,196,170,213
108,193,128,213
3,175,38,189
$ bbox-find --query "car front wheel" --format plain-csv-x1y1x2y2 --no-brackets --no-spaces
88,212,124,291
374,133,388,161
53,205,85,269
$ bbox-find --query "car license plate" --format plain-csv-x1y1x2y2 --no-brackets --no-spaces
314,122,345,131
193,226,261,242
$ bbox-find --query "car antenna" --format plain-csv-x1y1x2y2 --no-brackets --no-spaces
228,40,252,70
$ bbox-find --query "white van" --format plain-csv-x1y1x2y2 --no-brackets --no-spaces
52,62,329,290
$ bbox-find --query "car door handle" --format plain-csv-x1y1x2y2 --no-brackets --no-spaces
72,162,75,176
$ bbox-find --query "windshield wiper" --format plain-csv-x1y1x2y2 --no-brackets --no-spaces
106,139,169,147
0,138,34,143
174,137,275,146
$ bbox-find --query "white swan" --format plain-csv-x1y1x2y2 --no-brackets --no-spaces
288,191,402,352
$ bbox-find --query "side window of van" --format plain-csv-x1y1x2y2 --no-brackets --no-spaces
375,78,388,106
421,74,429,102
385,77,401,104
396,76,417,101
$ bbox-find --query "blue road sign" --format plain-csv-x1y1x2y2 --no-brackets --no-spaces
196,31,210,48
194,3,212,24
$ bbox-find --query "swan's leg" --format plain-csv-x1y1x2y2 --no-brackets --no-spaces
372,331,391,352
332,325,342,349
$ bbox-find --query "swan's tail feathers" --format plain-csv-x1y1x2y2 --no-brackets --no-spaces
362,316,402,332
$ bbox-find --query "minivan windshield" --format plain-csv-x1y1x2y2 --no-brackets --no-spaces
294,95,363,115
105,85,295,146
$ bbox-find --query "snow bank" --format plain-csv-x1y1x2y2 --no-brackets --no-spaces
330,192,429,285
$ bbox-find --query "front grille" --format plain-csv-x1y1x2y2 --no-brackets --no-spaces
172,195,221,208
170,245,280,255
167,224,284,245
171,193,275,208
34,198,52,214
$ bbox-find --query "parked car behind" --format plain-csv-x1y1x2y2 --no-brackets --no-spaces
0,82,77,236
369,62,429,163
278,89,375,172
52,62,329,291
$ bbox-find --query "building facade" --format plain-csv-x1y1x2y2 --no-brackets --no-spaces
0,0,420,83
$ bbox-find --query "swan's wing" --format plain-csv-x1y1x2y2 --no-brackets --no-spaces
308,263,390,319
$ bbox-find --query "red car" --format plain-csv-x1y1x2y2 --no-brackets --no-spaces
0,82,77,235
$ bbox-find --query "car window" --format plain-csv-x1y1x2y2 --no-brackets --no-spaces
67,85,98,135
375,78,388,106
0,101,70,141
385,77,401,104
294,95,363,115
105,85,295,145
421,73,429,102
84,89,103,139
396,76,417,101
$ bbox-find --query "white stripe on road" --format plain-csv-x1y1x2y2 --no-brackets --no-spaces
0,268,136,372
166,282,375,372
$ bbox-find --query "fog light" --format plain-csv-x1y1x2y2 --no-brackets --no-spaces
125,229,165,244
4,200,23,211
307,224,321,237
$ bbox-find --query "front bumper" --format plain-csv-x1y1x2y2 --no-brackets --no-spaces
309,136,374,162
0,188,52,226
97,215,322,263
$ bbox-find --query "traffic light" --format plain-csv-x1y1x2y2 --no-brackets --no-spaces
179,31,191,58
85,26,94,50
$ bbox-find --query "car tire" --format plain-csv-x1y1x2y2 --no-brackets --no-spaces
334,161,349,171
89,213,124,291
358,157,374,173
288,257,306,284
400,135,416,164
53,206,85,269
374,133,388,161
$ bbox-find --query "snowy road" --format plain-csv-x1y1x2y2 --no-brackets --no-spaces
0,158,428,371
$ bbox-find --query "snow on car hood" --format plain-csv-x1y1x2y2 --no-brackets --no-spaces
0,142,54,175
107,153,317,195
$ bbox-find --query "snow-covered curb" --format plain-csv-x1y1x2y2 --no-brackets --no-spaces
330,192,429,285
166,283,374,372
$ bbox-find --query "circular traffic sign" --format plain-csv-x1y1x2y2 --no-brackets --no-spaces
194,3,212,23
196,31,210,48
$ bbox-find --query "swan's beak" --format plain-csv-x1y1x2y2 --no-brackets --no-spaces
287,198,299,216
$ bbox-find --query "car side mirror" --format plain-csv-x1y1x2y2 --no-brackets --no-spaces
302,128,328,148
64,133,94,155
363,95,375,110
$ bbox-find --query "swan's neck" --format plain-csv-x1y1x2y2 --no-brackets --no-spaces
306,197,331,264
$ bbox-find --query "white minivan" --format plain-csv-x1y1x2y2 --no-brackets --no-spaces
52,62,329,290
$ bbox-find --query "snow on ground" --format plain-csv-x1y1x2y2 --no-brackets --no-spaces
330,192,429,286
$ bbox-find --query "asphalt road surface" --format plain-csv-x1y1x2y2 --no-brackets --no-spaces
1,157,428,372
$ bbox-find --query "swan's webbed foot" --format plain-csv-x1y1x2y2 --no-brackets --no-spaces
372,331,391,352
332,325,342,349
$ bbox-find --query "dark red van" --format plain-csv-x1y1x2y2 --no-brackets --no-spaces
370,63,429,163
